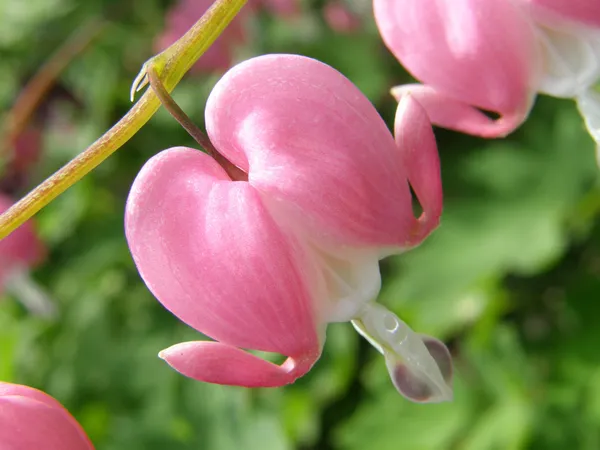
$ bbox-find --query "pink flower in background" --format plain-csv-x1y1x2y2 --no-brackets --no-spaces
126,54,452,402
0,193,54,317
156,0,299,73
0,194,44,289
323,1,361,33
374,0,600,153
0,382,94,449
519,0,600,151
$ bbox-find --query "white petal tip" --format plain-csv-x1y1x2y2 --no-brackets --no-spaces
390,85,402,100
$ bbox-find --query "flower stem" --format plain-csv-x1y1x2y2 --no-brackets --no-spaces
0,0,248,239
146,66,247,181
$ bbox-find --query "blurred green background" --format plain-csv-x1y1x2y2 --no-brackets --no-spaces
2,0,600,449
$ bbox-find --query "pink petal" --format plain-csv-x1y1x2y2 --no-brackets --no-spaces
374,0,538,120
391,84,530,138
393,94,442,244
205,54,418,249
125,147,321,357
0,382,94,449
160,341,319,387
522,0,600,28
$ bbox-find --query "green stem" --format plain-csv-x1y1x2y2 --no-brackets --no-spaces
146,67,247,181
0,0,248,239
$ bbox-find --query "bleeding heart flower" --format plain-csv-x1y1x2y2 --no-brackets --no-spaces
520,0,600,152
0,382,94,449
126,54,451,402
374,0,600,153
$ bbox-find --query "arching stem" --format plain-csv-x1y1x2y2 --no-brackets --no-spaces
146,66,247,181
0,0,248,239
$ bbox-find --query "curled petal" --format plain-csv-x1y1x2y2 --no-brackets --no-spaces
394,94,442,245
205,54,416,248
125,147,321,357
374,0,537,119
0,382,94,449
160,341,319,387
391,84,528,138
523,0,600,28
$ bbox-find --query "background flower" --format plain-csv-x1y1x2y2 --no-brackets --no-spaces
374,0,600,156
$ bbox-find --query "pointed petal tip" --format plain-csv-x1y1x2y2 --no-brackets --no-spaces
159,341,320,388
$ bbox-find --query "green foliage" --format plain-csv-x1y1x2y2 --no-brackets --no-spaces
2,1,600,449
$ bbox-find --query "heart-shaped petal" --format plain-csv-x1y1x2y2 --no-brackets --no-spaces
125,147,321,357
391,84,529,139
205,54,417,249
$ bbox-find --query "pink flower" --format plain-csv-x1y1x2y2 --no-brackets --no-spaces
0,382,94,449
155,0,299,73
374,0,600,151
126,54,452,402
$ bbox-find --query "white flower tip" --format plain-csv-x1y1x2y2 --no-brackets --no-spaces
390,85,403,101
354,303,454,403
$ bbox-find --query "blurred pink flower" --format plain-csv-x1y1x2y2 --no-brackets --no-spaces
374,0,600,152
0,382,94,449
323,1,361,33
0,194,55,317
0,194,44,291
126,54,452,402
156,0,299,73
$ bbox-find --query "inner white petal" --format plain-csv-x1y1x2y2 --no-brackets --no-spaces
353,302,453,403
312,247,382,323
535,24,600,98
